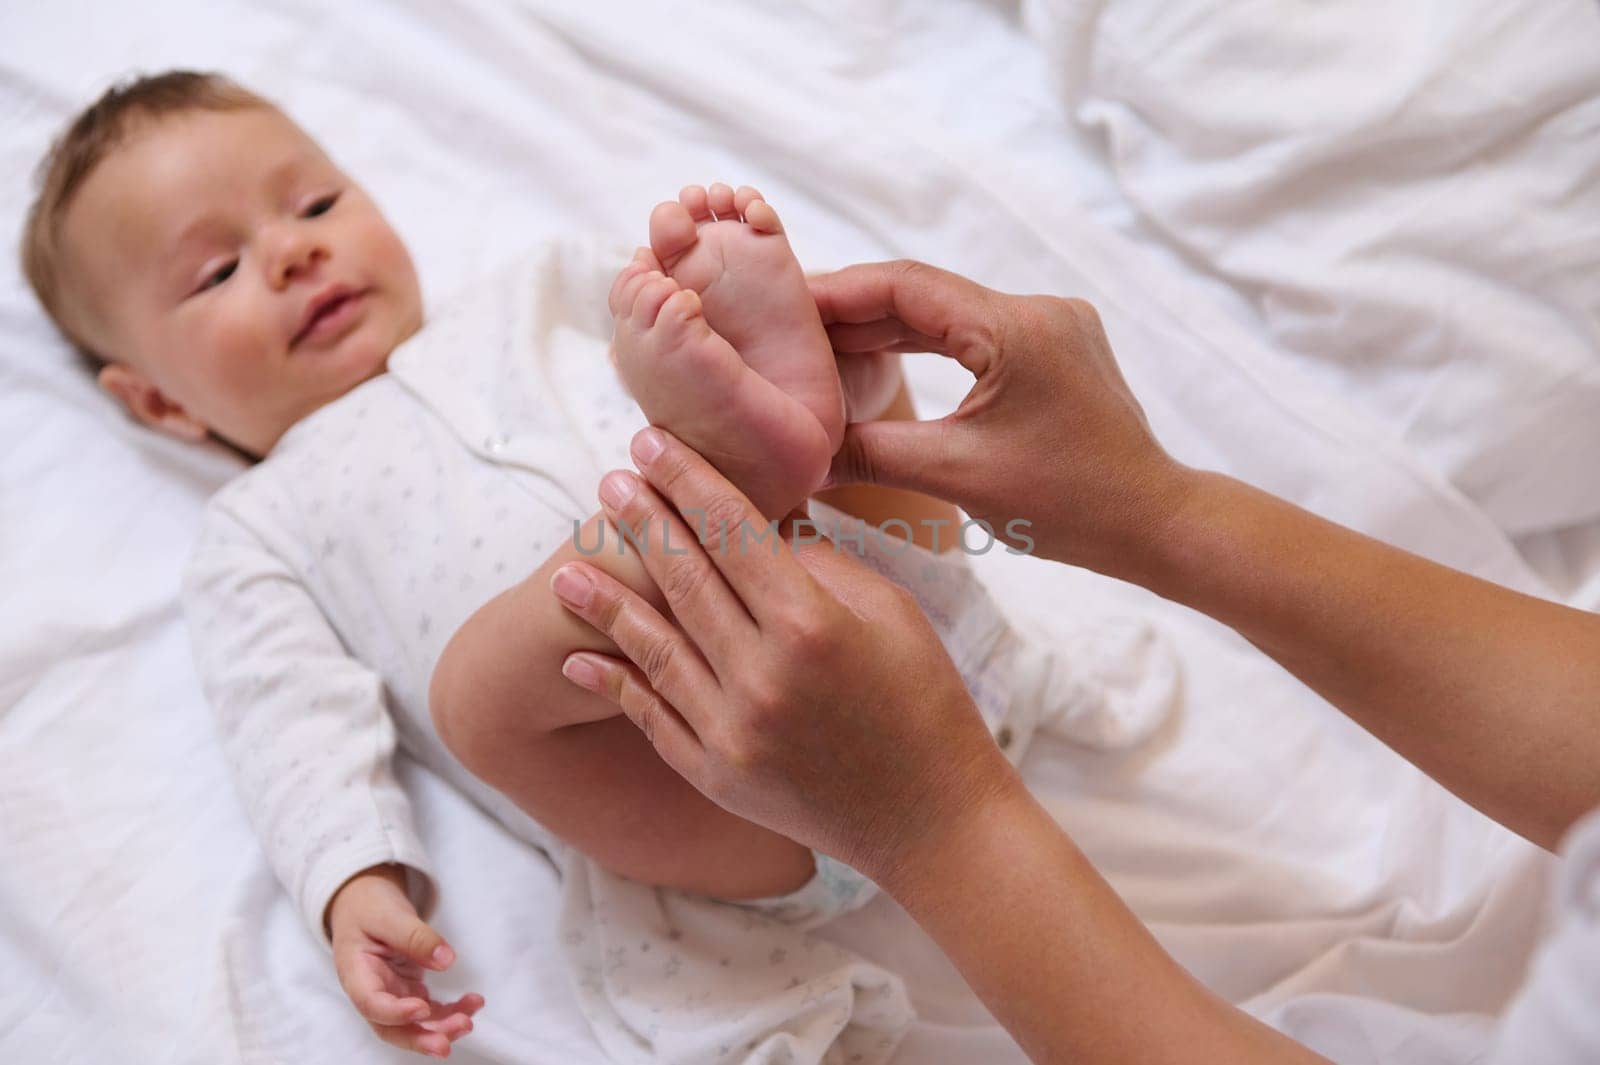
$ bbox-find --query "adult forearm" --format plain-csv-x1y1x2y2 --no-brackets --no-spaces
1135,471,1600,848
880,781,1329,1065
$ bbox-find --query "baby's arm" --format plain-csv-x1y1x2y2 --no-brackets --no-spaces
184,502,481,1058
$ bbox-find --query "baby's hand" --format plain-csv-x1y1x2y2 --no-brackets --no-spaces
326,864,484,1059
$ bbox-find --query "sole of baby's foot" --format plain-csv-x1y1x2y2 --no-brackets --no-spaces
609,261,831,519
648,183,846,455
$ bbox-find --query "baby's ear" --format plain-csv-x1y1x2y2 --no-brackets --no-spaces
97,363,210,443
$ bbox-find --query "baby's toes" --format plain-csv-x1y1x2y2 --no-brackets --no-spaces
732,185,765,218
652,288,707,351
678,184,714,223
608,254,656,318
742,197,784,234
655,290,742,378
629,272,681,332
706,182,738,220
649,201,701,269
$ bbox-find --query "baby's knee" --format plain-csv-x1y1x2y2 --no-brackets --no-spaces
430,519,674,774
427,625,484,766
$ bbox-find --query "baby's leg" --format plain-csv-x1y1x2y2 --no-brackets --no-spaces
433,188,956,903
430,519,816,900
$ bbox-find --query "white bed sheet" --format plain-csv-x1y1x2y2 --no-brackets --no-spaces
1021,0,1600,541
1,1,1591,1063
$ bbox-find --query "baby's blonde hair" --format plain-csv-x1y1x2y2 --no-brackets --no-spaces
19,70,271,364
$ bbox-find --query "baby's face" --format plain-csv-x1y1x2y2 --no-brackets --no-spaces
62,106,423,455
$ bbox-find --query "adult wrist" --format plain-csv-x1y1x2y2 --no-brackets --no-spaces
1097,461,1212,591
870,761,1032,914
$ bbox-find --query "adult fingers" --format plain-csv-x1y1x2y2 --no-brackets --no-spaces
560,649,708,784
825,414,968,499
807,260,1003,377
591,465,759,667
824,317,947,357
550,559,714,763
624,428,818,628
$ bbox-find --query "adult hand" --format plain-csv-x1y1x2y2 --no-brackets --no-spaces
549,439,1334,1065
813,270,1600,852
548,427,1022,888
811,260,1192,577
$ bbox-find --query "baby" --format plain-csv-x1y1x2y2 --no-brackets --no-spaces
21,72,1014,1058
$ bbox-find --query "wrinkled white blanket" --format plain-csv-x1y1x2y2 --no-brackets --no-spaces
3,1,1596,1063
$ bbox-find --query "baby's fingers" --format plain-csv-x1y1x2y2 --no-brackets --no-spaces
415,991,486,1034
357,986,434,1027
372,997,482,1058
417,1011,474,1040
440,992,485,1018
369,1019,454,1059
337,952,431,1025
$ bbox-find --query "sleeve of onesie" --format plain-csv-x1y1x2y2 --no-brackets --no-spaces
180,498,437,949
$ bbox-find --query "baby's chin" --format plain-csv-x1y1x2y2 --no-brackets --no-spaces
321,338,395,396
314,312,405,379
272,339,393,429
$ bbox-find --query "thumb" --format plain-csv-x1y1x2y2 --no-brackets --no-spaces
367,892,455,971
827,415,962,500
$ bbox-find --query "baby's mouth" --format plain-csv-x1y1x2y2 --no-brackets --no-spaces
292,287,370,349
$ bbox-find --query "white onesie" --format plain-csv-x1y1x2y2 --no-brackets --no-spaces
182,240,1178,1064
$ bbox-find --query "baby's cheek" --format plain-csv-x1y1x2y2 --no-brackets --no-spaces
358,212,416,281
203,302,278,393
207,307,263,364
369,224,424,335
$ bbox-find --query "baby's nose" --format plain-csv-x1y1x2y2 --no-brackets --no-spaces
269,229,329,287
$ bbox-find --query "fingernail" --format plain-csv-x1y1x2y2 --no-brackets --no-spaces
630,428,665,467
431,944,454,969
550,565,593,608
562,655,602,691
599,470,637,510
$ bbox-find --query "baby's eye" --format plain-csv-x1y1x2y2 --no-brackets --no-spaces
303,192,340,218
200,259,238,291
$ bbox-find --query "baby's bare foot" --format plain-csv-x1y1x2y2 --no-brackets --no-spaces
609,256,831,519
648,184,845,455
